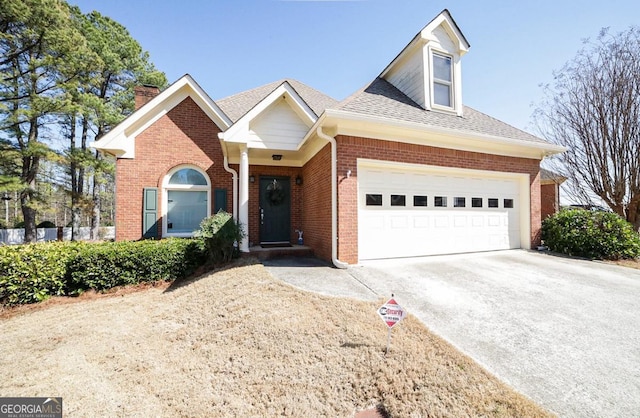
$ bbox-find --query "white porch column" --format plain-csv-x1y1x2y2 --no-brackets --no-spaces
238,145,250,252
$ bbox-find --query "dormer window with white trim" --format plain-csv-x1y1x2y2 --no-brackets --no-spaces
432,52,453,108
379,10,469,117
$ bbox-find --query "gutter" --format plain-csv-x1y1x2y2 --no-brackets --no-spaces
316,126,349,269
222,156,238,221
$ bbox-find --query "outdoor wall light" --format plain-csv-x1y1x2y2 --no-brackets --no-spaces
295,175,303,185
272,154,283,161
249,175,255,183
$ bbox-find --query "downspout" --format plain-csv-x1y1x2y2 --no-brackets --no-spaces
222,156,238,221
316,126,348,269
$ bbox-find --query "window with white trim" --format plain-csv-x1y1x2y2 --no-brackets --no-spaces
432,52,453,108
164,167,210,236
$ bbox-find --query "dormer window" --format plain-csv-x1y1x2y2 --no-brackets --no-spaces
379,10,468,116
432,52,453,108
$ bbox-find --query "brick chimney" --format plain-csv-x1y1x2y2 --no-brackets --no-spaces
134,85,160,110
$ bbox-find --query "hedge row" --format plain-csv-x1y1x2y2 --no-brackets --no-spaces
0,238,207,306
542,209,640,260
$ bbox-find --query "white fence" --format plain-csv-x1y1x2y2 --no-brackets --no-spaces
0,227,115,245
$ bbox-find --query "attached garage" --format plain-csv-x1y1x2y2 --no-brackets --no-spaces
357,160,531,260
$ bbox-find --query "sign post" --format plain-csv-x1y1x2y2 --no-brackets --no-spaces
377,295,407,355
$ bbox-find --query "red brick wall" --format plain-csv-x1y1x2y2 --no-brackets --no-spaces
301,144,332,262
541,183,558,220
115,97,230,240
246,166,303,247
335,135,542,263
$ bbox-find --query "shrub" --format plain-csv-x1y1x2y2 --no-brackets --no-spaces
197,211,245,264
67,238,206,292
542,209,640,260
0,242,84,306
37,221,56,228
0,238,207,306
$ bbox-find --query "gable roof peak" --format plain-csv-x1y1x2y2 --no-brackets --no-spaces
91,74,231,158
420,9,470,54
426,10,470,49
216,78,338,123
379,9,470,82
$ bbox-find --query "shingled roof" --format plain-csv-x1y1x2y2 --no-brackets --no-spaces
335,77,549,145
216,79,338,123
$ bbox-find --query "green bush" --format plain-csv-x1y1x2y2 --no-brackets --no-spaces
0,238,207,306
542,209,640,260
37,221,56,228
0,242,84,306
197,211,245,264
67,238,206,292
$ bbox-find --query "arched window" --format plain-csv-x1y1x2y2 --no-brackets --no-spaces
163,166,210,236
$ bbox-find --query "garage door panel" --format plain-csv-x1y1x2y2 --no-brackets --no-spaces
390,216,408,229
362,215,384,230
453,216,467,227
413,216,430,228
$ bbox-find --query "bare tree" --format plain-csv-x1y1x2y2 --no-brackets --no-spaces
536,27,640,230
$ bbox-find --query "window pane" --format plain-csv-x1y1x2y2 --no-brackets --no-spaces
504,199,514,208
169,168,207,185
413,195,428,207
433,54,452,82
391,195,406,206
488,198,499,208
472,197,483,208
434,196,447,207
434,83,451,107
454,197,466,207
366,194,382,206
167,190,207,233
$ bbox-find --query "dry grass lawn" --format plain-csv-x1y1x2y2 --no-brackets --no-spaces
0,259,551,417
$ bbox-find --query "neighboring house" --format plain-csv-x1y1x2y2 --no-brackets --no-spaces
92,10,565,265
540,168,567,219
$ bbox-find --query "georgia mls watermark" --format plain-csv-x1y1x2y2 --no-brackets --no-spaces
0,397,62,418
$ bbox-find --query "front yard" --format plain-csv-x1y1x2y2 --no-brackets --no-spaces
0,259,550,417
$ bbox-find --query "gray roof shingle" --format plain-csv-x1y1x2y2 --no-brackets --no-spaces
540,168,566,182
216,79,338,123
335,77,549,145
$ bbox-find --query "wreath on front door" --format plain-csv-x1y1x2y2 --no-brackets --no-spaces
266,179,286,206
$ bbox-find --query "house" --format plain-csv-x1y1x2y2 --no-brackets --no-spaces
540,168,567,220
92,10,565,266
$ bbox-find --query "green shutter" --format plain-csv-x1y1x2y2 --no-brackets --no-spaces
143,187,158,239
214,189,227,214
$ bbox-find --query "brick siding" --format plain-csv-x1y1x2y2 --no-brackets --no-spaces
115,97,230,240
301,144,332,262
541,183,558,220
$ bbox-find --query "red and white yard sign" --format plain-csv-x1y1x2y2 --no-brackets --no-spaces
378,298,407,328
378,297,408,355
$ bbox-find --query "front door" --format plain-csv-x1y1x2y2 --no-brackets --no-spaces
259,176,291,244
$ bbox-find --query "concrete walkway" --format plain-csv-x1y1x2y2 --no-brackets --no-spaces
264,251,640,418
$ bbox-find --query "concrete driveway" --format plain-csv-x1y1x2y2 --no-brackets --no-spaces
265,250,640,418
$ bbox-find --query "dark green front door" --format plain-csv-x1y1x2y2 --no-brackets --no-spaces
259,176,291,243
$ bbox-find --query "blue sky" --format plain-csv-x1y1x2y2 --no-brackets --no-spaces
71,0,639,134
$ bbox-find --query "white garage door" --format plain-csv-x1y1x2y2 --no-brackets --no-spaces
358,162,525,260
